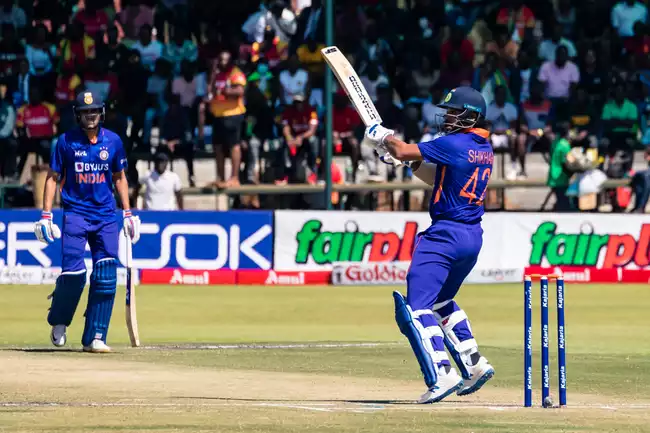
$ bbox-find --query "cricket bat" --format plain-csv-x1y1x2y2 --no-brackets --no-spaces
125,237,140,347
320,46,403,166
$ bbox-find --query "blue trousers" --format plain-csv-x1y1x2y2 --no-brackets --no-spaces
406,220,483,369
62,213,119,272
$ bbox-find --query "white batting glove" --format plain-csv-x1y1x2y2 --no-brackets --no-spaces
123,210,141,244
376,144,407,167
34,211,61,244
365,123,395,146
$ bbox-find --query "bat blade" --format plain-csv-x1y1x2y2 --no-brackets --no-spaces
125,240,140,348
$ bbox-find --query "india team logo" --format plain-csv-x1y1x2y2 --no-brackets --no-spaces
84,92,93,105
99,147,109,161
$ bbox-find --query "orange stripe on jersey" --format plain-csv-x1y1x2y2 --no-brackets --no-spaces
434,166,447,204
467,128,490,138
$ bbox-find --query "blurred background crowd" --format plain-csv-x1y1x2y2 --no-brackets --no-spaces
0,0,649,212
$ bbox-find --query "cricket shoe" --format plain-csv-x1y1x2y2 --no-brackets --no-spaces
83,339,111,353
457,356,495,396
50,325,67,347
418,368,464,404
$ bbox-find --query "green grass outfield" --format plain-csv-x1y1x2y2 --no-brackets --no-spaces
0,283,649,432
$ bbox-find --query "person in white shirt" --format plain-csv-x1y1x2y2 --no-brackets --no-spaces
131,24,163,71
279,54,310,105
133,152,183,210
611,0,648,38
486,86,519,177
538,22,577,62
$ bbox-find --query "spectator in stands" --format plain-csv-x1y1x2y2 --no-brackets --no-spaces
279,53,309,106
25,24,55,99
579,48,606,106
518,81,552,178
510,48,537,104
242,1,297,45
10,57,31,107
197,26,221,73
335,1,368,54
0,24,23,76
486,85,518,163
83,57,119,102
440,25,475,67
538,45,579,124
119,49,148,149
554,0,576,38
332,90,362,181
569,87,598,149
0,79,17,181
421,84,444,135
611,0,648,39
172,60,204,141
438,50,473,91
294,0,324,47
473,52,511,105
639,83,650,147
410,55,439,100
0,0,26,37
132,24,163,72
103,98,128,149
132,152,183,210
361,62,389,103
375,83,403,133
15,86,58,174
164,26,198,76
601,83,638,171
53,64,82,109
205,49,246,187
630,147,650,212
496,0,536,43
155,0,190,40
356,21,393,74
485,25,519,68
281,93,318,183
118,0,154,43
547,122,573,211
407,0,445,45
538,22,577,62
142,58,171,149
159,93,195,187
96,24,125,71
58,20,96,74
252,27,288,70
297,38,325,106
72,0,110,38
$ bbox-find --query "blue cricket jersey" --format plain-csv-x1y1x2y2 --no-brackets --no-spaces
51,127,127,218
417,129,493,224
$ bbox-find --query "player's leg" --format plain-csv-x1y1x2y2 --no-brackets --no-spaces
433,226,494,396
81,218,119,353
47,213,89,347
395,234,463,403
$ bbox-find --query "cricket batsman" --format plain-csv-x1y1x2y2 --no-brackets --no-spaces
365,86,495,403
33,90,141,353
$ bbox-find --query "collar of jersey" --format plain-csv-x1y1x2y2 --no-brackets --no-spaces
78,127,104,144
465,128,489,138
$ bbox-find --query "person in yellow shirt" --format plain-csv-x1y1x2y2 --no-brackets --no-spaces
297,39,326,107
206,50,247,187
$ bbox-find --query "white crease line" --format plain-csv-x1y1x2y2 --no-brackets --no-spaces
256,403,333,412
138,343,403,350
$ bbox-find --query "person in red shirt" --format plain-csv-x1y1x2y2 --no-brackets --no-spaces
54,64,82,108
72,0,111,39
496,0,536,42
15,86,59,176
281,93,319,183
332,90,362,180
440,26,475,67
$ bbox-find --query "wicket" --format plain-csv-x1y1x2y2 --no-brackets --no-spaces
524,274,567,408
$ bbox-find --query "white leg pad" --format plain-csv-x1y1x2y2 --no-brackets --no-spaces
433,309,479,356
408,306,450,364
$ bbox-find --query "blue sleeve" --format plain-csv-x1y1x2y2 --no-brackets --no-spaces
51,135,65,174
417,135,457,165
112,138,128,172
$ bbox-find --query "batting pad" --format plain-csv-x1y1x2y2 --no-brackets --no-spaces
47,270,87,327
434,302,478,380
394,291,451,388
82,258,117,347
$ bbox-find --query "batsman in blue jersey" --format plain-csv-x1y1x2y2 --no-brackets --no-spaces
366,86,495,403
33,90,141,353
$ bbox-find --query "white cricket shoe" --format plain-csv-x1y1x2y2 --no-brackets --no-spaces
418,367,464,404
83,339,111,353
457,356,495,396
50,325,67,347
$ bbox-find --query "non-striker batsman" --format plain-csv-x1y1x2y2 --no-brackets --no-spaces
34,90,141,353
365,86,495,403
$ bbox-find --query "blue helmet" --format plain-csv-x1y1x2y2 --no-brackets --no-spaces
436,86,486,132
73,90,105,128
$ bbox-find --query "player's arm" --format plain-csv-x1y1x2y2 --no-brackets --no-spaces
174,174,184,210
42,169,58,213
113,170,131,211
409,161,437,186
383,135,423,161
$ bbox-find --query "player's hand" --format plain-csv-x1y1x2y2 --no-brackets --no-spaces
376,145,407,167
365,123,394,146
123,210,141,244
34,211,61,244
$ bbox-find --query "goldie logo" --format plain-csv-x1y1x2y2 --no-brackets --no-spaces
444,92,453,103
84,92,93,105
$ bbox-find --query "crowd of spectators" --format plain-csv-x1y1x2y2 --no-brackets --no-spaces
0,0,648,211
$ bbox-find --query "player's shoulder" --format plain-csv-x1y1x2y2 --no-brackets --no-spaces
60,127,82,144
101,128,124,145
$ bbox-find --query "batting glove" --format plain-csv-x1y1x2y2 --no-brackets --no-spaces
365,123,394,146
34,211,61,244
376,144,408,168
123,210,141,244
